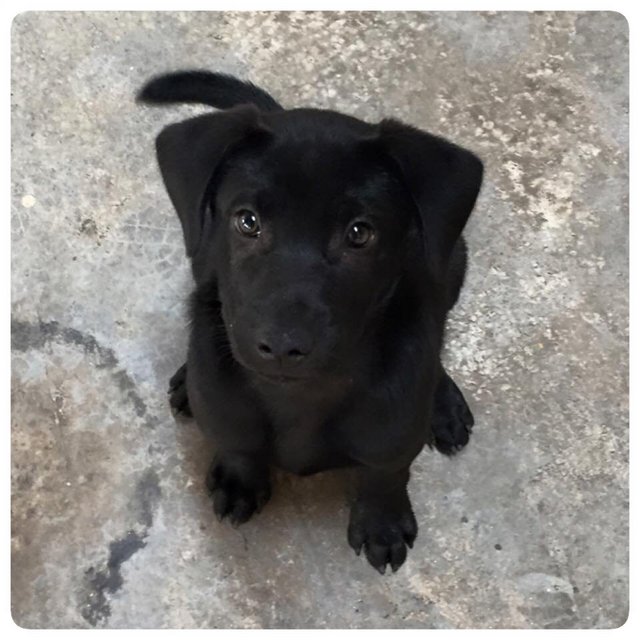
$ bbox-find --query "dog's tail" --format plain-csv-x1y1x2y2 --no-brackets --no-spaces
137,70,283,112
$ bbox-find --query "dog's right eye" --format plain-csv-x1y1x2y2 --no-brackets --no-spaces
234,209,261,237
345,221,375,249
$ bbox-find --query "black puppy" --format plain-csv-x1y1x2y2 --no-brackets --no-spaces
138,71,482,574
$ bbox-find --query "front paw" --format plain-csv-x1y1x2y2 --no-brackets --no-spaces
206,455,271,526
431,374,474,455
348,499,418,574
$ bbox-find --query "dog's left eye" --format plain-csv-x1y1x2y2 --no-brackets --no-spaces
345,221,375,249
234,209,261,237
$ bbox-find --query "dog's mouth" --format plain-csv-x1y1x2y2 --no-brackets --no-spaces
247,369,312,384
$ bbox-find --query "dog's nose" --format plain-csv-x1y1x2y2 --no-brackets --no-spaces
256,331,312,364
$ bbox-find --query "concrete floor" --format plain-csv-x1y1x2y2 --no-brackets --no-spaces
11,11,628,629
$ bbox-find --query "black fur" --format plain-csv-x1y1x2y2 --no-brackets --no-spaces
138,70,283,112
140,71,483,574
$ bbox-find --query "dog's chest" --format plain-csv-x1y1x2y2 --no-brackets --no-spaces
271,418,331,475
256,381,352,475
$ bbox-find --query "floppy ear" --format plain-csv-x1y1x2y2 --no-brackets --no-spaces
377,119,483,271
154,104,269,257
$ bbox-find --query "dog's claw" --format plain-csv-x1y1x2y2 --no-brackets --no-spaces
348,500,417,574
207,457,271,526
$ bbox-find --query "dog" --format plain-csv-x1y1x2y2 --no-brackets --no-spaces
137,71,482,574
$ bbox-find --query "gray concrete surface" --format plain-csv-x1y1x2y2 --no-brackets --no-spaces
11,11,628,628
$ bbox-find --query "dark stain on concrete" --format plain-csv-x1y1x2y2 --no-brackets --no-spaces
12,318,117,368
80,468,161,626
112,369,148,418
79,218,98,237
520,591,579,630
11,318,153,426
81,530,147,627
13,319,164,623
131,468,162,529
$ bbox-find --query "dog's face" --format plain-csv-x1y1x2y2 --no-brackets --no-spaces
211,137,418,380
155,107,483,381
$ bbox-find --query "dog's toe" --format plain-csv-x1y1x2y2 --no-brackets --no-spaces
348,501,417,574
206,457,271,525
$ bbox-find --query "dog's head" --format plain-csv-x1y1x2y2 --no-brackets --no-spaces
155,105,482,382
